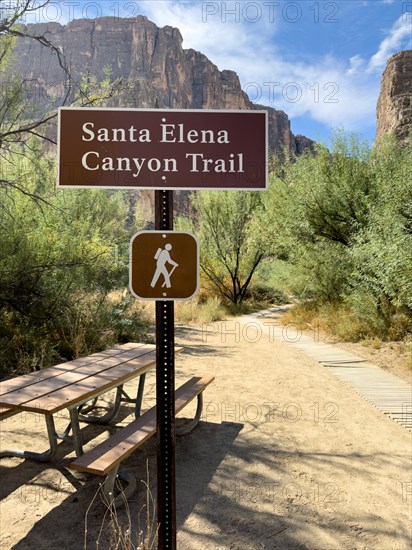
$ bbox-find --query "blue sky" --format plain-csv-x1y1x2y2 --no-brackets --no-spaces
26,1,412,146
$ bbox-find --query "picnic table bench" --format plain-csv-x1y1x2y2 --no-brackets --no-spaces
69,375,214,507
0,342,214,506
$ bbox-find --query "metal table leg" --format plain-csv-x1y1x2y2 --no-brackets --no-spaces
78,385,123,425
69,407,84,457
0,414,59,461
134,373,146,418
77,373,148,425
79,397,98,414
102,465,137,508
176,393,203,436
116,373,147,418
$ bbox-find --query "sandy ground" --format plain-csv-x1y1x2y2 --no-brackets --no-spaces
0,308,411,549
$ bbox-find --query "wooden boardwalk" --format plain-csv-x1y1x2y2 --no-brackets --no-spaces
243,309,412,432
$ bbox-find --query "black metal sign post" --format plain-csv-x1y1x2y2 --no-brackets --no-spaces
155,190,176,550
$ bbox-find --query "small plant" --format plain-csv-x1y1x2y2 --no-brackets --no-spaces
361,338,382,350
84,464,158,550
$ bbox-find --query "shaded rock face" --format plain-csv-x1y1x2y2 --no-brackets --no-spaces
376,50,412,144
10,16,313,155
8,16,315,217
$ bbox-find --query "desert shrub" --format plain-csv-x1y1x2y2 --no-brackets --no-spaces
351,135,412,311
265,132,373,304
282,293,410,343
267,132,412,341
175,296,224,325
247,284,289,306
0,143,147,375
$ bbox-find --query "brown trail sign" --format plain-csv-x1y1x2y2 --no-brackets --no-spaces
57,108,268,190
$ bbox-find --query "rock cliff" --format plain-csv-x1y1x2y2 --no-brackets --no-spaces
376,50,412,144
9,16,313,157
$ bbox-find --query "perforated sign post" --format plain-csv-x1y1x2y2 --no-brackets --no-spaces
57,107,267,550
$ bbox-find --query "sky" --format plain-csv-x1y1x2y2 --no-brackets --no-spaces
24,0,412,146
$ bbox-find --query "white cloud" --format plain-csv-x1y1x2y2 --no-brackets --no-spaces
240,53,378,132
140,1,382,135
368,15,412,72
140,0,278,68
346,55,366,76
25,0,407,139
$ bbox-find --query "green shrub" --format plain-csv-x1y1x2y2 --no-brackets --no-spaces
247,284,289,305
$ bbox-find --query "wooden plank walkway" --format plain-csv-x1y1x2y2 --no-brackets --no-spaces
242,309,412,432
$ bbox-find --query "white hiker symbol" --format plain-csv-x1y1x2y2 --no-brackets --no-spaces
150,243,178,289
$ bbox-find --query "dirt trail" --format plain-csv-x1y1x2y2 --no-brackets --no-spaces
0,308,411,549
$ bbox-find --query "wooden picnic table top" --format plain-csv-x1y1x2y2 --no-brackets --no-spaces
0,342,180,416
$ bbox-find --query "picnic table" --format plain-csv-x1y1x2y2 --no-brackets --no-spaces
0,341,214,506
0,342,163,461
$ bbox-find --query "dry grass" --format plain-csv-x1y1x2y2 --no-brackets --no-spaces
175,296,224,324
281,301,412,383
84,465,158,550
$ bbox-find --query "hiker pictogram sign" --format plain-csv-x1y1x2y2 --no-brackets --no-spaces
130,231,199,300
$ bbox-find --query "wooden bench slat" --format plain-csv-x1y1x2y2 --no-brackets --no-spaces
69,375,214,476
0,346,159,409
0,343,152,397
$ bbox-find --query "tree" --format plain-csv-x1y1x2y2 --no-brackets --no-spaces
0,1,121,199
0,140,136,372
352,134,412,311
191,190,269,306
265,132,375,301
0,3,133,371
0,2,70,150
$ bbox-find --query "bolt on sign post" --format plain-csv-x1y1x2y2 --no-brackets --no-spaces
57,107,268,550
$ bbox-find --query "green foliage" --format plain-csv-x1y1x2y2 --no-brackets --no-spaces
267,131,412,340
246,284,289,306
0,142,147,374
0,8,138,375
188,190,270,306
265,132,373,301
351,135,412,310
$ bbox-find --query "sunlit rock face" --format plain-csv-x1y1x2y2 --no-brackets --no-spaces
10,16,314,156
376,50,412,144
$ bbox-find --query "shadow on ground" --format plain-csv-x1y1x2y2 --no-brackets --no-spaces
4,416,410,550
7,420,243,549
